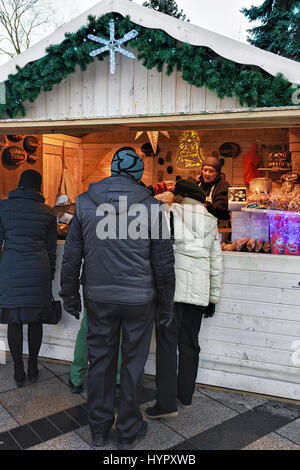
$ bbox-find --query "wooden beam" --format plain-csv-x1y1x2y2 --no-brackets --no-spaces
0,108,299,134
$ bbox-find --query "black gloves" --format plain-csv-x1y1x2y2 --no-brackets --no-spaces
155,299,174,329
204,303,216,318
60,293,81,320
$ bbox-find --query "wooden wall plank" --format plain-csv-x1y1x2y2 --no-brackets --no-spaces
33,91,46,119
222,252,300,274
69,66,83,118
120,54,134,116
175,72,191,113
190,85,206,113
107,55,121,116
200,339,294,368
217,298,300,322
221,284,300,306
161,64,176,115
196,368,300,400
45,83,59,120
133,53,148,115
147,67,162,115
199,325,299,352
93,58,108,117
198,355,300,384
205,87,221,112
222,268,298,289
57,77,70,120
207,312,300,338
82,61,95,118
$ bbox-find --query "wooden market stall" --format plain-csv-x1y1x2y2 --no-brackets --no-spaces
0,0,300,400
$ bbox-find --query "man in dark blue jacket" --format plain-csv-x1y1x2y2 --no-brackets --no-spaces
60,148,175,450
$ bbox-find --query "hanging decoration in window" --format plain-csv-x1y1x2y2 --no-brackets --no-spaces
175,131,204,169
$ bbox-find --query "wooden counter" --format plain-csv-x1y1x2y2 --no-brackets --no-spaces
1,246,300,400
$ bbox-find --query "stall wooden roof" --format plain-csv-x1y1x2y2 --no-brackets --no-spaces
0,0,299,84
0,0,299,129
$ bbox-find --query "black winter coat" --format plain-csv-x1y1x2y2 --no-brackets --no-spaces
199,175,230,221
0,188,57,311
60,174,175,307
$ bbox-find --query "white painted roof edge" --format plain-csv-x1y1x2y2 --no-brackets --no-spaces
0,0,299,84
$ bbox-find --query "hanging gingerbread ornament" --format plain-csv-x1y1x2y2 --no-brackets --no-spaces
2,146,26,167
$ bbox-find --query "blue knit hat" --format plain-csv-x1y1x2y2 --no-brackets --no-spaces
111,147,144,181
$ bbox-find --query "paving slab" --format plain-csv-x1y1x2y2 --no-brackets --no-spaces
258,401,300,420
142,394,238,440
28,431,93,450
243,432,300,450
0,377,85,425
0,357,54,393
276,418,300,445
134,418,185,450
40,359,71,377
198,387,268,414
0,404,18,433
188,404,294,450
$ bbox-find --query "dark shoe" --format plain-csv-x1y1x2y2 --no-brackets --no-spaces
92,434,109,448
145,403,178,419
14,370,26,388
27,369,39,384
117,420,148,450
177,398,192,410
68,378,83,394
28,359,39,384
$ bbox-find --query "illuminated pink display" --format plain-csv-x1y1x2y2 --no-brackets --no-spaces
269,212,300,256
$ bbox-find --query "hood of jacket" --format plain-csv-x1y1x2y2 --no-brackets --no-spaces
87,174,153,214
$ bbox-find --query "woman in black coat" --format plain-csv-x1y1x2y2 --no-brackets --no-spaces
196,156,230,225
0,170,57,387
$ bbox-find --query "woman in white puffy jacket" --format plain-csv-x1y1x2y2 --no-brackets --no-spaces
146,180,223,419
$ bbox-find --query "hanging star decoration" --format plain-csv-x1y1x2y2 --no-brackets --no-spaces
88,19,138,74
135,131,170,154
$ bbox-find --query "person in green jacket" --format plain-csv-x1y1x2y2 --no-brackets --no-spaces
69,309,122,394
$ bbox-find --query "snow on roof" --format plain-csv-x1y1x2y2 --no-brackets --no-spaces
0,0,299,84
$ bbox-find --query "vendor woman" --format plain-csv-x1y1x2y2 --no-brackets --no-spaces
196,156,230,227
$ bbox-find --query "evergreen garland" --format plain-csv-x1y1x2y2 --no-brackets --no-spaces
2,13,297,119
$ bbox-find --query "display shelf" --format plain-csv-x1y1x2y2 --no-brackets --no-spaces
258,168,291,171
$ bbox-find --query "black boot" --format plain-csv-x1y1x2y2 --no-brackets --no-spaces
28,358,39,384
14,368,26,388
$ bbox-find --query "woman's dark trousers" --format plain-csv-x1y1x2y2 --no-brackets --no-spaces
155,302,204,410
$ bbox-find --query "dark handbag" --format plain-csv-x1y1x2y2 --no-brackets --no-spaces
43,297,62,325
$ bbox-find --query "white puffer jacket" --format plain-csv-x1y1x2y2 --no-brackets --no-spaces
170,197,223,306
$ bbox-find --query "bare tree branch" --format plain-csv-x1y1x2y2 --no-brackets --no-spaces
0,0,55,57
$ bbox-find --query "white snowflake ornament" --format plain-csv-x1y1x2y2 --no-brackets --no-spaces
88,19,138,74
